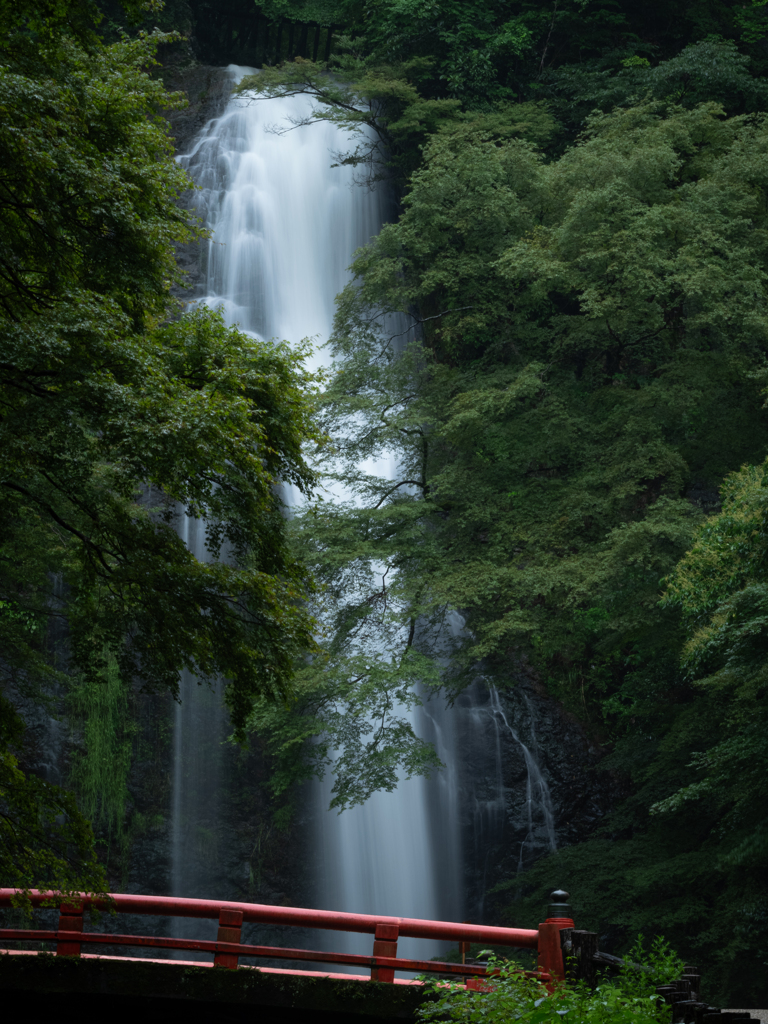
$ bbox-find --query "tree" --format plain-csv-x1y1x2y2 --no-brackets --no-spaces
252,94,767,787
659,456,768,867
0,1,322,891
246,88,768,999
235,0,768,112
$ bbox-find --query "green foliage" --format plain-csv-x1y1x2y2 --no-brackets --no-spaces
249,648,443,811
658,459,768,867
287,96,768,767
234,1,767,111
734,0,768,44
0,18,322,729
622,935,685,994
68,654,133,841
236,56,465,190
494,826,768,1005
0,1,323,890
248,55,768,998
540,38,768,143
255,0,359,25
0,694,108,898
418,944,679,1024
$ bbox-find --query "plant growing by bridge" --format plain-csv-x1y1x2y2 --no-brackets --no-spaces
418,938,683,1024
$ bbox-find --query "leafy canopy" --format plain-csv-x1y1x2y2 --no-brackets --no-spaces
658,457,768,868
252,93,768,798
0,1,321,891
248,52,768,995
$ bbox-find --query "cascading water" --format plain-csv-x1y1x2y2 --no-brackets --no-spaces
487,687,557,870
173,68,462,947
171,65,556,952
314,696,464,963
457,682,558,920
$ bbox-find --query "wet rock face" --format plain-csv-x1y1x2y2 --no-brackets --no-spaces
162,61,233,156
158,62,234,304
454,678,621,922
117,689,309,915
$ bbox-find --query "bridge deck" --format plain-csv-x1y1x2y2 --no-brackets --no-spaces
0,888,573,1021
0,948,429,1024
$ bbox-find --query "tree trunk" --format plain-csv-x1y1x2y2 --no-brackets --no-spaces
298,22,309,57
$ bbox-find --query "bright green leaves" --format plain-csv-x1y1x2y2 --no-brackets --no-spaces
0,34,191,327
1,293,323,736
316,95,768,697
734,0,768,45
0,24,325,730
250,646,443,811
68,654,133,842
664,462,768,635
236,56,463,190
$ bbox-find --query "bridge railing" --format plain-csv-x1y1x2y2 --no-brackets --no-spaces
0,889,574,986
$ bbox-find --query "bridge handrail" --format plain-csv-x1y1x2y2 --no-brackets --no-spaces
0,888,574,986
0,889,539,948
0,926,538,979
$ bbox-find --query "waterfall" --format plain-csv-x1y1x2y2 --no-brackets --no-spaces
487,687,557,868
173,68,462,948
458,683,557,919
169,515,226,952
170,65,556,957
313,695,463,963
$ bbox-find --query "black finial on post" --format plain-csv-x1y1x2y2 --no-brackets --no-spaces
549,889,571,918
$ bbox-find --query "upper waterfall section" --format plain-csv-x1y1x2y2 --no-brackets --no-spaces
176,66,386,378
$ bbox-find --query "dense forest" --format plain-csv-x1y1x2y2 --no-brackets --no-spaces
2,0,768,1006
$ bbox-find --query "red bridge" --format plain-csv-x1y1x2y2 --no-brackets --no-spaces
0,889,576,1023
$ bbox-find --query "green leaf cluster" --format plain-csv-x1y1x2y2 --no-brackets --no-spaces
236,0,768,109
292,94,768,733
0,2,322,891
658,458,768,867
0,691,108,900
418,942,681,1024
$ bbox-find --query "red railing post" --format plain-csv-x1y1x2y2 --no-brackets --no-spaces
459,919,471,964
214,908,243,969
371,922,398,983
56,900,83,957
537,890,574,985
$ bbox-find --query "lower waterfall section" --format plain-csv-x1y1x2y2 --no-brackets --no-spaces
169,514,226,954
313,694,464,963
457,684,558,921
